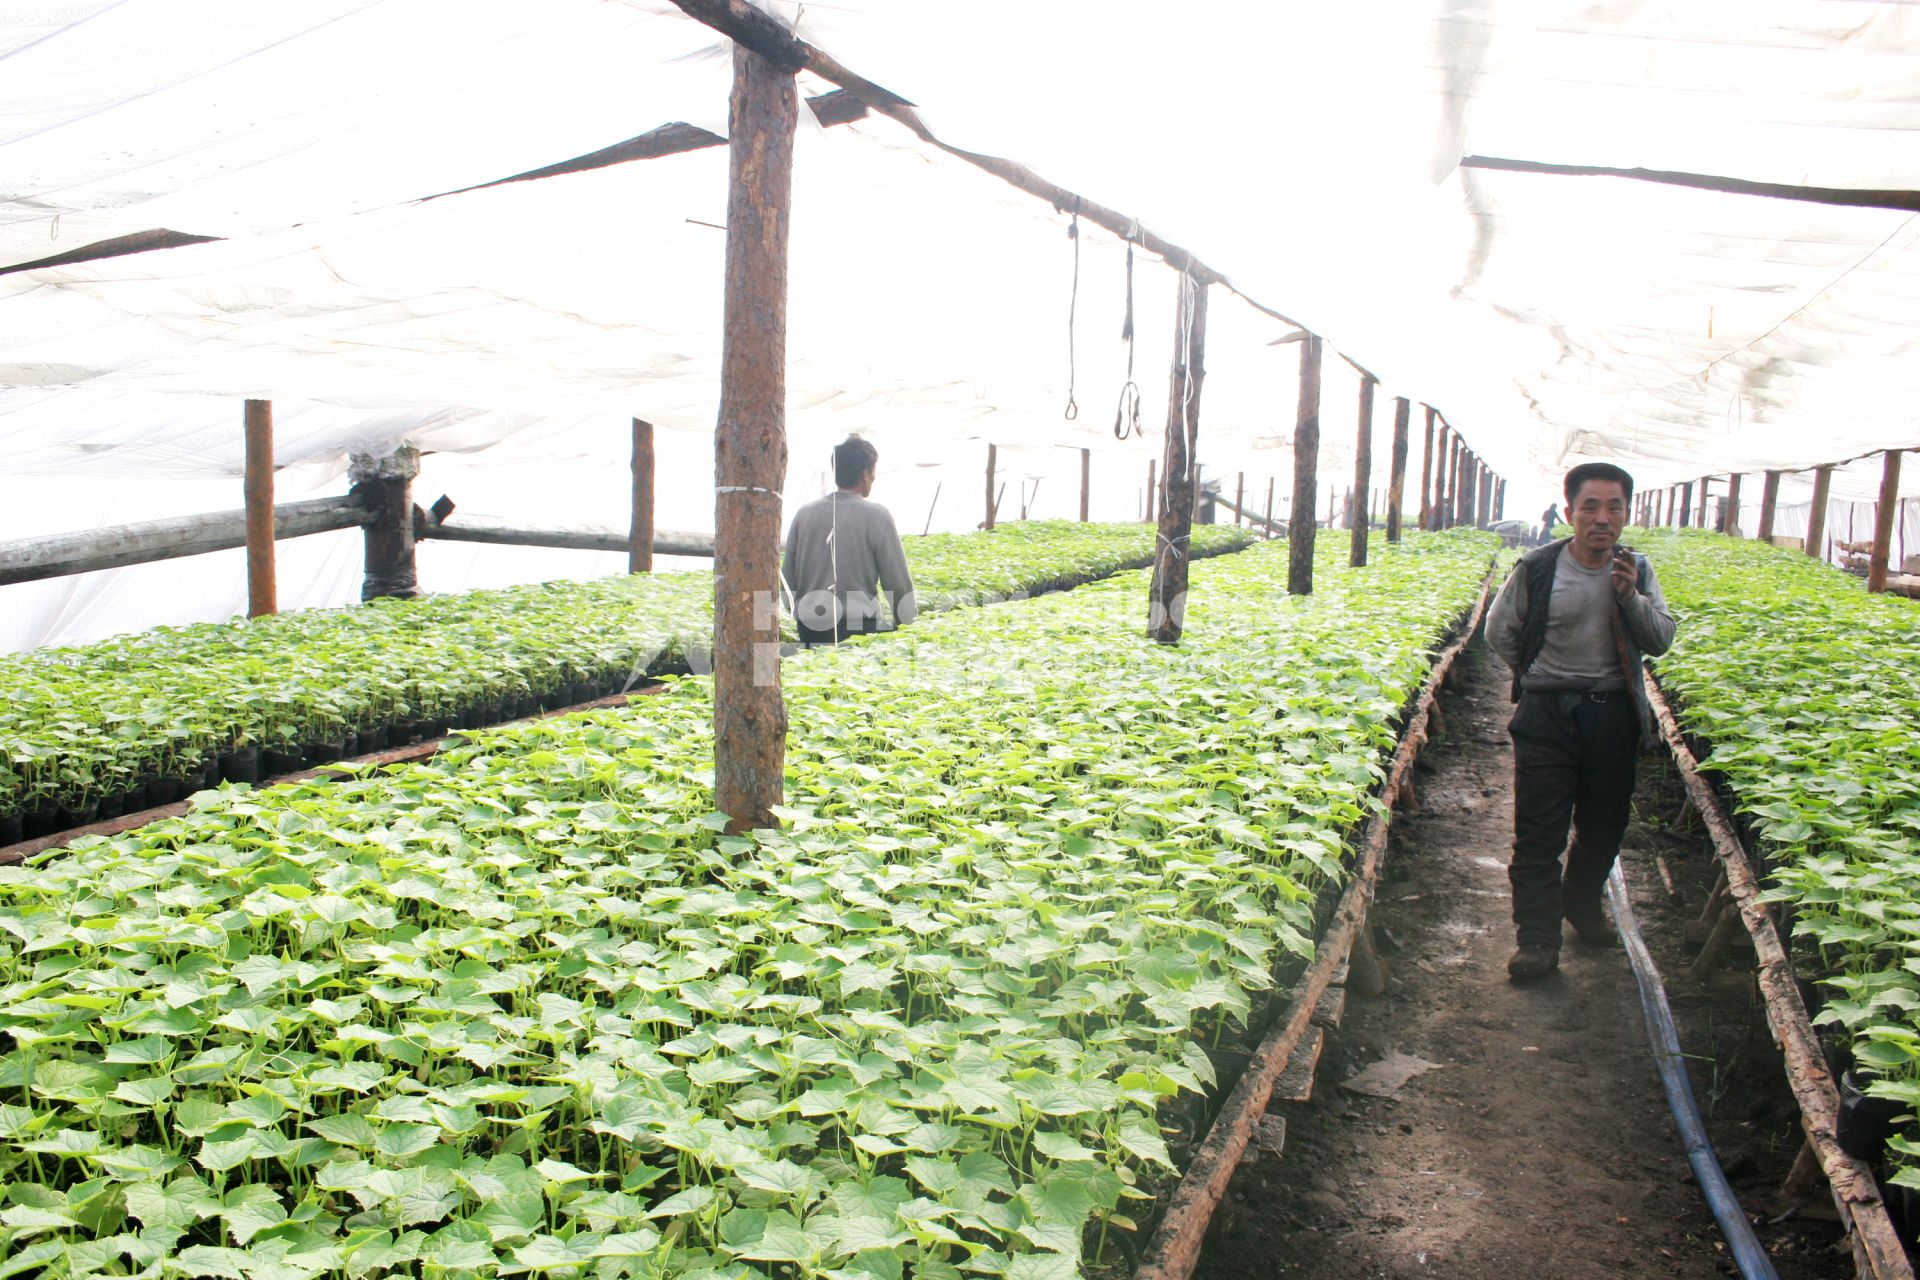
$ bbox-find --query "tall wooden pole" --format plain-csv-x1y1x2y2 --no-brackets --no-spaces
1805,466,1833,559
1145,460,1156,523
1386,396,1410,542
1148,273,1208,643
629,417,656,573
1455,449,1474,527
1288,334,1322,595
349,448,420,601
1349,376,1375,567
985,444,998,531
1723,472,1742,537
1432,426,1450,529
1869,451,1903,592
1079,447,1091,522
1476,465,1493,529
243,399,276,617
1696,476,1712,527
1494,477,1506,522
1418,406,1436,532
1757,470,1782,542
1678,481,1693,528
1264,477,1275,540
712,41,796,835
1233,472,1245,528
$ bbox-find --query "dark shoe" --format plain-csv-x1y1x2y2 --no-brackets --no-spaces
1565,910,1619,947
1507,945,1560,983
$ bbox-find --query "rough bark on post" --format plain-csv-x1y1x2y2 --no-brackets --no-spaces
1079,448,1091,522
1476,465,1493,529
1806,466,1833,559
1418,406,1436,531
1459,452,1477,527
1349,377,1375,566
1678,481,1693,528
1494,477,1506,522
1757,470,1781,542
1869,451,1903,592
712,42,796,835
1148,274,1208,642
1432,427,1450,529
985,444,998,531
1696,476,1712,527
1233,472,1244,528
629,417,656,573
243,399,276,617
1386,397,1410,542
1288,334,1322,595
1145,460,1156,523
1264,477,1275,540
349,447,420,601
1723,473,1742,537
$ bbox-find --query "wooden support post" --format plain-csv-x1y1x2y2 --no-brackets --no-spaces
1288,334,1322,595
1418,406,1436,532
985,443,998,531
1806,465,1833,559
1145,460,1157,523
1233,471,1244,528
349,448,420,601
1455,449,1474,527
243,399,276,617
1678,480,1693,528
1475,465,1493,529
1350,376,1375,567
1696,476,1712,527
1079,447,1091,522
1435,428,1452,529
1723,472,1741,537
1757,470,1781,542
1386,396,1410,542
1264,477,1275,540
1494,476,1506,522
1147,273,1208,643
712,40,796,835
629,417,656,573
1869,450,1903,592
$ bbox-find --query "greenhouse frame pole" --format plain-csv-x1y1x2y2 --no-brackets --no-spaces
1386,396,1410,542
1724,472,1742,537
1475,465,1493,529
1350,375,1374,567
1869,450,1903,593
1432,426,1450,529
629,418,655,573
1288,334,1322,595
1678,481,1693,528
1757,470,1782,542
1455,449,1474,527
1806,466,1833,560
1264,477,1275,540
1148,273,1207,643
712,39,797,835
1417,406,1435,531
1696,476,1712,527
1145,459,1156,523
984,443,997,531
243,399,276,617
1080,448,1091,522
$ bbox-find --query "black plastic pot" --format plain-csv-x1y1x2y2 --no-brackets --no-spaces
150,774,185,806
569,681,594,706
359,725,390,753
262,747,304,776
1837,1070,1904,1161
0,813,22,847
307,740,346,766
219,747,261,785
342,732,362,758
420,718,448,740
97,791,125,821
134,773,164,809
57,802,99,829
22,802,60,840
538,688,566,711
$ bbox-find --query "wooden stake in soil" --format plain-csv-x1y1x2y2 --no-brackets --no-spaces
1147,272,1208,643
1386,396,1410,542
1288,334,1322,595
712,41,796,835
1757,469,1782,542
984,443,998,531
1806,465,1833,559
1350,376,1375,567
1723,472,1742,537
1869,450,1903,592
243,399,276,617
1079,447,1091,522
1418,405,1436,531
629,417,655,573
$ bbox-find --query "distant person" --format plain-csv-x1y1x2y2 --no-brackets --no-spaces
1487,463,1676,984
782,436,916,647
1538,503,1560,544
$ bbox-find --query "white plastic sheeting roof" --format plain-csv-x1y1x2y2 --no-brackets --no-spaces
3,0,1918,647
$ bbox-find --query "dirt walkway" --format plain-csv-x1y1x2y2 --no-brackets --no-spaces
1195,640,1848,1280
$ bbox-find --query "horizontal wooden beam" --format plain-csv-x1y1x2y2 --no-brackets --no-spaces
421,514,715,558
1462,154,1920,213
0,494,370,587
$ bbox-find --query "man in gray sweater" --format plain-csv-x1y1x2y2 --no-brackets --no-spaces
782,436,917,647
1486,462,1676,983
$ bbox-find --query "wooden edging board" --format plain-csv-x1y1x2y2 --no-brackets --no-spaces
1642,672,1913,1280
1133,565,1495,1280
0,686,664,867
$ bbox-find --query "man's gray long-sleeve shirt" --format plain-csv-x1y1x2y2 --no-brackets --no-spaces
781,491,917,633
1487,545,1675,690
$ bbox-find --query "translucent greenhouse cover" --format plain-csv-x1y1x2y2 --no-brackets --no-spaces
3,0,1919,648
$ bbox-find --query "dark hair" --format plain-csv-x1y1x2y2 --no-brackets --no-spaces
1564,462,1633,506
834,436,877,489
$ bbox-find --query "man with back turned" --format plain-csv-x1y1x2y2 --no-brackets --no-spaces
1486,463,1676,983
782,436,916,647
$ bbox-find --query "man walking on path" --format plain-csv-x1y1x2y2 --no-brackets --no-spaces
782,436,917,648
1487,463,1677,983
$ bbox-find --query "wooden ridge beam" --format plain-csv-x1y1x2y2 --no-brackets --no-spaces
423,515,714,558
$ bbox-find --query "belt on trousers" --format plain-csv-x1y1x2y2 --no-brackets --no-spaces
1527,687,1624,705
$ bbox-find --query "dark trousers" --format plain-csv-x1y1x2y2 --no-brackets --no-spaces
797,618,879,648
1508,690,1640,948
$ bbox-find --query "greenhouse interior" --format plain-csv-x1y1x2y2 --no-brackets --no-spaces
3,3,1919,1278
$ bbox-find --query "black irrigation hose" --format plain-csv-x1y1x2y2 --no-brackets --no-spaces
1606,862,1780,1280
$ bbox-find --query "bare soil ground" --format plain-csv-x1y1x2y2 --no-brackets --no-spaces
1195,639,1851,1280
